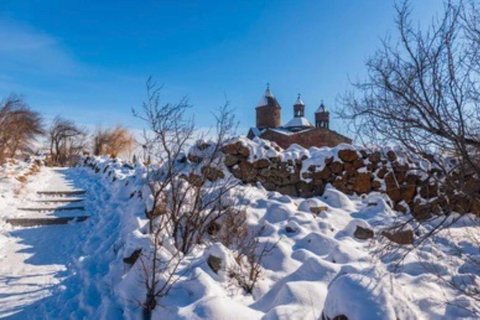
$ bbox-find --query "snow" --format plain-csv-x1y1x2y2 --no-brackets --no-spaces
257,88,275,107
1,149,480,319
283,117,313,128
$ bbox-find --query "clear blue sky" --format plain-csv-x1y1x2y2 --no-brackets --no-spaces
0,0,444,136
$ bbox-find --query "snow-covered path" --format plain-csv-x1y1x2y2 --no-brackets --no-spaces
0,167,101,319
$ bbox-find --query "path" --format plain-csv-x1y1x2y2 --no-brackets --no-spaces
0,167,92,318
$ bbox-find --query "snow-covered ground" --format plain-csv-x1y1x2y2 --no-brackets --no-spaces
0,158,479,319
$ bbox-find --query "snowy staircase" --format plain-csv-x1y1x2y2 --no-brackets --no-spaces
7,189,90,227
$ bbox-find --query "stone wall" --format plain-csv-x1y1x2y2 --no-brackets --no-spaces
221,139,480,219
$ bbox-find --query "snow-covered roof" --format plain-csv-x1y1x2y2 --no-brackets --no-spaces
249,127,262,137
294,95,304,106
315,102,328,114
257,87,275,107
284,117,313,128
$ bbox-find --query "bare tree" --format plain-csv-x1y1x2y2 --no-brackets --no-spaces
340,1,480,313
93,124,136,158
0,94,43,164
132,77,246,318
340,1,480,203
48,116,87,166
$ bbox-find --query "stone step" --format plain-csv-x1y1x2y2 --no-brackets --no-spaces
34,198,85,203
7,216,90,227
37,190,85,196
17,206,85,212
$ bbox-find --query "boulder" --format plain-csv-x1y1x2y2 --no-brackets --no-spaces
382,228,414,245
354,226,374,240
338,149,358,162
207,255,223,274
387,150,397,162
353,173,372,194
123,249,142,265
330,161,344,174
224,154,240,167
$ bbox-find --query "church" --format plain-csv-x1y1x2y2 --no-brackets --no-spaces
247,86,352,149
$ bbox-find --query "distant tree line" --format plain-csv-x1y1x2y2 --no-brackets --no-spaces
0,95,136,166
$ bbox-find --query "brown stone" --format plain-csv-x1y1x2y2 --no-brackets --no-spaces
338,149,358,162
471,199,480,216
344,163,357,176
382,229,414,245
207,255,223,274
400,184,416,203
235,141,250,157
394,203,408,213
224,154,240,167
376,167,388,179
253,158,270,169
221,143,238,155
330,161,344,174
369,151,382,163
354,226,374,239
412,202,431,220
387,150,397,162
353,173,372,194
277,185,298,196
352,158,365,169
238,161,256,182
419,184,438,199
314,166,332,180
372,180,382,191
310,206,329,214
324,156,334,165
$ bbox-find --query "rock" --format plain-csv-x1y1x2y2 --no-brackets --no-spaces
376,167,388,179
201,166,225,181
372,180,382,191
123,249,142,265
263,181,276,191
277,185,298,196
369,152,382,164
385,173,402,202
330,161,344,174
352,158,365,169
353,173,372,194
400,184,416,203
235,141,250,157
297,181,314,198
338,149,358,162
310,206,329,214
344,163,357,176
354,226,374,240
382,228,414,245
207,255,223,274
253,158,270,169
314,166,332,180
238,161,256,182
224,154,240,167
387,150,397,162
394,203,409,213
285,226,296,233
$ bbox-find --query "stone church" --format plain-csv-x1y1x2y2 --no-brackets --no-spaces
247,86,352,149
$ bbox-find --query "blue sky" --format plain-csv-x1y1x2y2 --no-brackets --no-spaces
0,1,444,136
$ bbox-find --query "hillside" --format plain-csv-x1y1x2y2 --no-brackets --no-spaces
0,140,479,319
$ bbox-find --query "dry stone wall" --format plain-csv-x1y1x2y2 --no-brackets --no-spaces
221,138,480,219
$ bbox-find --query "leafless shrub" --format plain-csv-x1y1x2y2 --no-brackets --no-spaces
0,94,43,164
48,116,88,166
133,77,242,318
93,124,136,158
